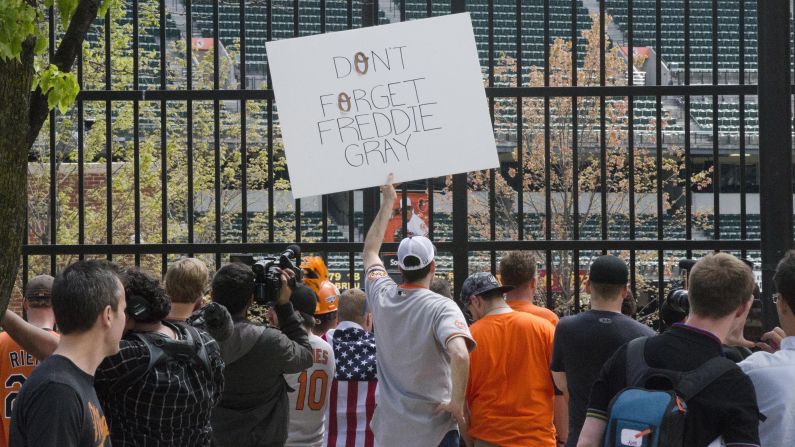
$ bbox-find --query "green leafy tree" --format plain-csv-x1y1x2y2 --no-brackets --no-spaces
1,0,113,314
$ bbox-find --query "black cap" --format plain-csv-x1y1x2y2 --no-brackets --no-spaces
588,256,628,285
290,285,318,316
460,272,513,302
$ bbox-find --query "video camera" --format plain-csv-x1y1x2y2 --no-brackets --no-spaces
661,258,697,327
230,245,303,304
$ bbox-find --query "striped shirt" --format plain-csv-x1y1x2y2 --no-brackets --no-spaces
94,324,225,446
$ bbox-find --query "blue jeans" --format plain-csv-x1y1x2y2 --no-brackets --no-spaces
437,430,460,447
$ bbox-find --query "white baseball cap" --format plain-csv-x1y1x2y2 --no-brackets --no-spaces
397,236,435,270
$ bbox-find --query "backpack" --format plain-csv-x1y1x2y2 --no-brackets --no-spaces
602,337,736,447
110,321,214,392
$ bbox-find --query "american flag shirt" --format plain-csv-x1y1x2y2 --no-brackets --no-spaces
325,324,378,447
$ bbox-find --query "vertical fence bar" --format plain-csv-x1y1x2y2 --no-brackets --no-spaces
739,0,747,256
187,0,194,253
684,0,692,259
293,0,302,245
240,0,248,244
213,0,222,267
543,0,552,310
516,0,524,242
267,0,274,242
758,0,792,330
627,0,637,297
133,0,141,266
487,0,495,271
105,8,113,262
571,0,580,313
711,0,720,239
77,38,85,260
160,0,168,272
48,5,56,273
451,0,468,298
599,0,607,251
655,0,664,331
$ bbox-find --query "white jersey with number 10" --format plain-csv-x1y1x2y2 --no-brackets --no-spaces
285,334,336,447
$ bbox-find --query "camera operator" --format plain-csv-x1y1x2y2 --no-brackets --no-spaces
210,263,313,447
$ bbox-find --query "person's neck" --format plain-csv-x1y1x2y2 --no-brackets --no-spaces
680,314,734,344
25,311,55,330
482,299,512,317
504,283,534,302
589,296,623,313
402,275,432,289
780,315,795,338
168,301,200,321
53,332,111,376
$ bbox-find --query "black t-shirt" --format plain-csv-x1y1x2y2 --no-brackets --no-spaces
9,354,111,447
550,310,655,447
586,324,761,447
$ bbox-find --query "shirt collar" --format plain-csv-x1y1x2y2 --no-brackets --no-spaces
671,322,723,346
781,336,795,350
336,321,364,332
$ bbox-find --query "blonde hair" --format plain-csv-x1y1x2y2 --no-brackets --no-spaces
164,258,209,304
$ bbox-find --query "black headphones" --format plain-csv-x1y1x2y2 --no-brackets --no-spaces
126,294,151,322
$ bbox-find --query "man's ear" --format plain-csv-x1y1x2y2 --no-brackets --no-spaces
430,261,437,275
584,279,591,294
735,298,753,318
622,284,629,299
529,276,537,291
101,305,114,328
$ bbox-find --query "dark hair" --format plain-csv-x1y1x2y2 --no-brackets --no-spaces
53,260,123,335
774,250,795,312
399,256,433,283
212,263,255,315
621,292,637,317
479,290,504,302
124,268,171,323
688,253,755,319
429,277,452,299
298,311,317,331
499,251,537,287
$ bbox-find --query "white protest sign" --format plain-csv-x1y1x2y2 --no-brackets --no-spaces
266,13,498,199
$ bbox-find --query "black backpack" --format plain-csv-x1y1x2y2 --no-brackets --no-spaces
602,337,736,447
110,321,213,392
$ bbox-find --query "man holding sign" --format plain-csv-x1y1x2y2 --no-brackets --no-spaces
363,174,475,447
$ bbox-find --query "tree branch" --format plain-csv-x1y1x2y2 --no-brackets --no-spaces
27,0,101,149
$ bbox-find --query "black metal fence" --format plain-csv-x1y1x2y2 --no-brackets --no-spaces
20,0,792,328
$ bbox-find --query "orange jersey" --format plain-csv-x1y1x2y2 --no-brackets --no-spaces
507,300,559,326
0,330,57,447
466,312,556,447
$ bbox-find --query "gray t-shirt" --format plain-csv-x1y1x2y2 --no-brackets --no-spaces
550,310,655,447
364,264,474,447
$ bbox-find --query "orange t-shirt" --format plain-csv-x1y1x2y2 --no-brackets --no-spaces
0,330,58,447
466,311,556,447
507,300,559,326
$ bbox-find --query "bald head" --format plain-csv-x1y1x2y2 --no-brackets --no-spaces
338,289,367,325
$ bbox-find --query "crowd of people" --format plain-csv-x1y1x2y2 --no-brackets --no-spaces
0,176,793,447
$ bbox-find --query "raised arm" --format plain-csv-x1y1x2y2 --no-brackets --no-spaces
2,311,59,360
363,173,397,271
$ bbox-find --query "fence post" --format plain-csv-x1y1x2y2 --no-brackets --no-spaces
451,0,469,299
757,0,792,330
